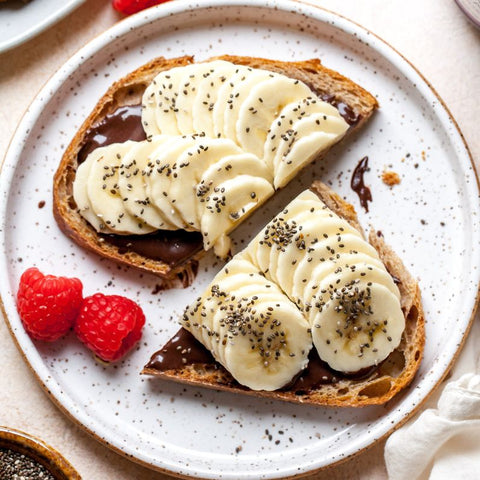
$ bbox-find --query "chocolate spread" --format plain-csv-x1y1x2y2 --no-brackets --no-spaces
100,230,202,266
78,105,147,164
351,156,372,212
320,93,361,126
144,328,377,392
146,328,214,371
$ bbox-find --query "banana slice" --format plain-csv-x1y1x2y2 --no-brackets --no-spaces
299,251,387,311
184,257,269,363
141,88,158,137
246,196,336,287
182,257,311,391
197,152,272,203
187,292,221,361
222,68,273,144
85,141,156,234
192,62,237,137
73,148,110,232
200,175,274,250
168,137,245,230
305,255,402,372
273,115,348,189
263,98,341,170
236,75,314,158
205,258,258,365
145,135,198,230
117,135,178,230
211,64,247,140
176,61,231,135
141,65,188,136
196,152,273,235
223,296,311,391
287,229,382,300
310,278,403,372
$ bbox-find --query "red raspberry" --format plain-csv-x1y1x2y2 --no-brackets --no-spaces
112,0,169,15
17,268,83,342
75,293,146,362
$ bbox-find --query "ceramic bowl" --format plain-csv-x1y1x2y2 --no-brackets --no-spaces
0,426,81,479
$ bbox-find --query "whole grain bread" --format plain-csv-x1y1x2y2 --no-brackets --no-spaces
53,55,378,289
142,181,425,407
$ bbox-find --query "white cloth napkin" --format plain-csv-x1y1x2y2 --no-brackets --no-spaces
384,373,480,480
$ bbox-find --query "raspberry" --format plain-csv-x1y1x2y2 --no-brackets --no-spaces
75,293,146,362
17,268,83,342
112,0,169,15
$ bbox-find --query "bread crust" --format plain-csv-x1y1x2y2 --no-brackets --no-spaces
142,181,425,407
53,55,378,288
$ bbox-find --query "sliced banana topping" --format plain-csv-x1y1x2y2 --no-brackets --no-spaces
142,60,349,186
117,136,177,230
77,61,349,256
179,189,405,389
73,147,106,232
308,268,403,372
191,62,235,137
272,114,349,189
74,141,156,234
236,75,316,158
74,135,274,251
176,61,233,135
181,256,312,391
215,67,272,144
243,190,404,373
200,176,273,250
145,135,199,230
142,66,186,136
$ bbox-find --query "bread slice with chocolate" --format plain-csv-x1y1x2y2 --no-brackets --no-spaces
142,182,424,407
53,55,378,289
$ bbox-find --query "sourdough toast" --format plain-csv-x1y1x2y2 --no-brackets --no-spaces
53,55,378,288
142,181,424,407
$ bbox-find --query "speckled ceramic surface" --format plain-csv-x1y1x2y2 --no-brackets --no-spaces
1,1,479,478
0,0,86,53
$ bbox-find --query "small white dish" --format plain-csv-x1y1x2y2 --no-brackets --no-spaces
0,0,86,54
455,0,480,28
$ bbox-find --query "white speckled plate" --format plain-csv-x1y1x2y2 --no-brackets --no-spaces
0,0,86,54
1,1,479,478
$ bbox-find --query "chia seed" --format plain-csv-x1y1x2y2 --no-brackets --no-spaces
0,446,55,479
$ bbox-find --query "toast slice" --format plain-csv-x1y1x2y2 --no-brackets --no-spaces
53,55,378,289
142,182,424,407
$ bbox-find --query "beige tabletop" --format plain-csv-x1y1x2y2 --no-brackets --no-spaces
1,0,479,478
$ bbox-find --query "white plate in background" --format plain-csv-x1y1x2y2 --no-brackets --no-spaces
1,0,479,478
0,0,86,53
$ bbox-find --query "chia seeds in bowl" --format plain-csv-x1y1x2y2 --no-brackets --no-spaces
0,426,81,480
0,447,55,479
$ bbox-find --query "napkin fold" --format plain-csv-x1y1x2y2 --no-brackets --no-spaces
385,373,480,480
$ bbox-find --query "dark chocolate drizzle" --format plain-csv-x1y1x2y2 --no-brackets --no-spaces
145,328,377,392
351,156,373,212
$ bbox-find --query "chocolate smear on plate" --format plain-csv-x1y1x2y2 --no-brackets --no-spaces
351,156,372,212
